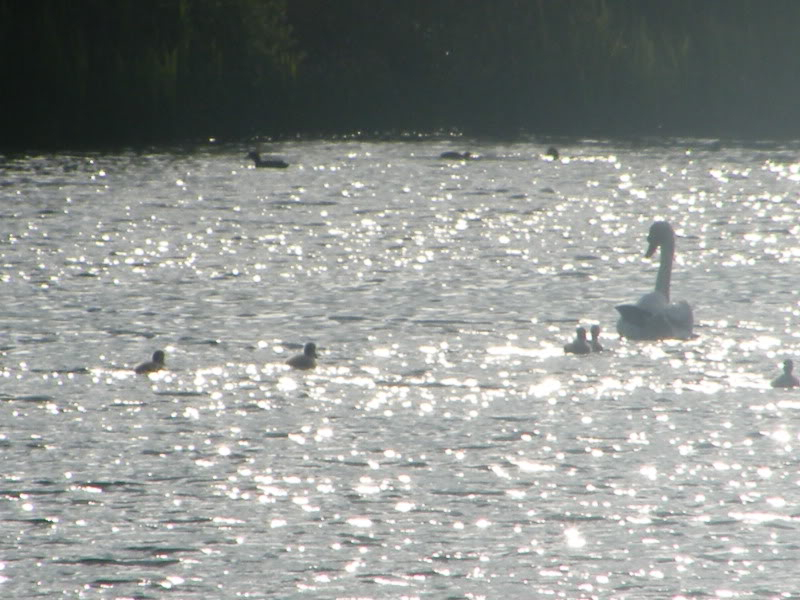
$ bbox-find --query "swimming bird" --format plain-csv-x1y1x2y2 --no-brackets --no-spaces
616,221,694,340
589,325,603,352
771,359,799,388
545,146,559,160
564,327,591,355
439,151,472,160
247,151,289,169
287,342,318,370
134,350,165,375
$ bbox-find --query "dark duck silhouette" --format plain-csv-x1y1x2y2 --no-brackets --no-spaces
439,151,472,160
247,151,289,169
134,350,165,375
544,146,559,160
287,342,318,370
771,359,800,388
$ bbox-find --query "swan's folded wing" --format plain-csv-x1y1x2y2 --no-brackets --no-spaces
617,292,668,327
616,303,676,340
665,300,694,338
615,304,652,328
635,290,669,313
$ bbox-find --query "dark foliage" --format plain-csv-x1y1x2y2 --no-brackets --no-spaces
0,0,298,146
3,0,800,148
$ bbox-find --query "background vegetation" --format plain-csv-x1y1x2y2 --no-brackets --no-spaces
3,0,800,148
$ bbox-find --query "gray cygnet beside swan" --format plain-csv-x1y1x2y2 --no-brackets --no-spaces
589,325,603,352
771,359,799,388
616,221,694,340
564,327,591,355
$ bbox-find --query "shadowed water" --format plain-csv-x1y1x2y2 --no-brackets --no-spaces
1,139,799,598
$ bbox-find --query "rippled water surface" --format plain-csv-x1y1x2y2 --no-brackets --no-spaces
2,139,800,599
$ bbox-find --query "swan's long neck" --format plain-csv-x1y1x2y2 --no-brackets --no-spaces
654,236,674,301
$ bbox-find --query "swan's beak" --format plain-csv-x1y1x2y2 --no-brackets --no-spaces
645,240,658,258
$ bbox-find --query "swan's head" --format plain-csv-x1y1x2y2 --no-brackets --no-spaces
152,350,165,365
304,342,318,358
590,325,600,339
645,221,675,258
785,359,795,374
576,327,587,341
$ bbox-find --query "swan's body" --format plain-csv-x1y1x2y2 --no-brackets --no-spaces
135,350,165,375
616,221,694,340
287,342,318,370
247,151,289,169
589,325,603,352
771,359,799,388
564,327,591,355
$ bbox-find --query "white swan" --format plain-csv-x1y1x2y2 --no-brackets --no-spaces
564,327,591,355
771,359,799,388
616,221,694,340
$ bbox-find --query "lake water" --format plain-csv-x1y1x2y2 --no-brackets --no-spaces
1,138,799,599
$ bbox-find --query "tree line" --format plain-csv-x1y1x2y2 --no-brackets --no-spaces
2,0,800,148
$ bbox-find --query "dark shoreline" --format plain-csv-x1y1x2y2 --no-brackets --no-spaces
4,0,800,151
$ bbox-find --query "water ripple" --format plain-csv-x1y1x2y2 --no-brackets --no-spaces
1,140,799,598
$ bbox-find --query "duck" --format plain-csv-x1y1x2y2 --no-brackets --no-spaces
287,342,318,370
589,324,603,352
247,151,289,169
134,350,165,375
544,146,559,160
616,221,694,340
439,151,472,160
771,359,799,388
564,327,591,355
